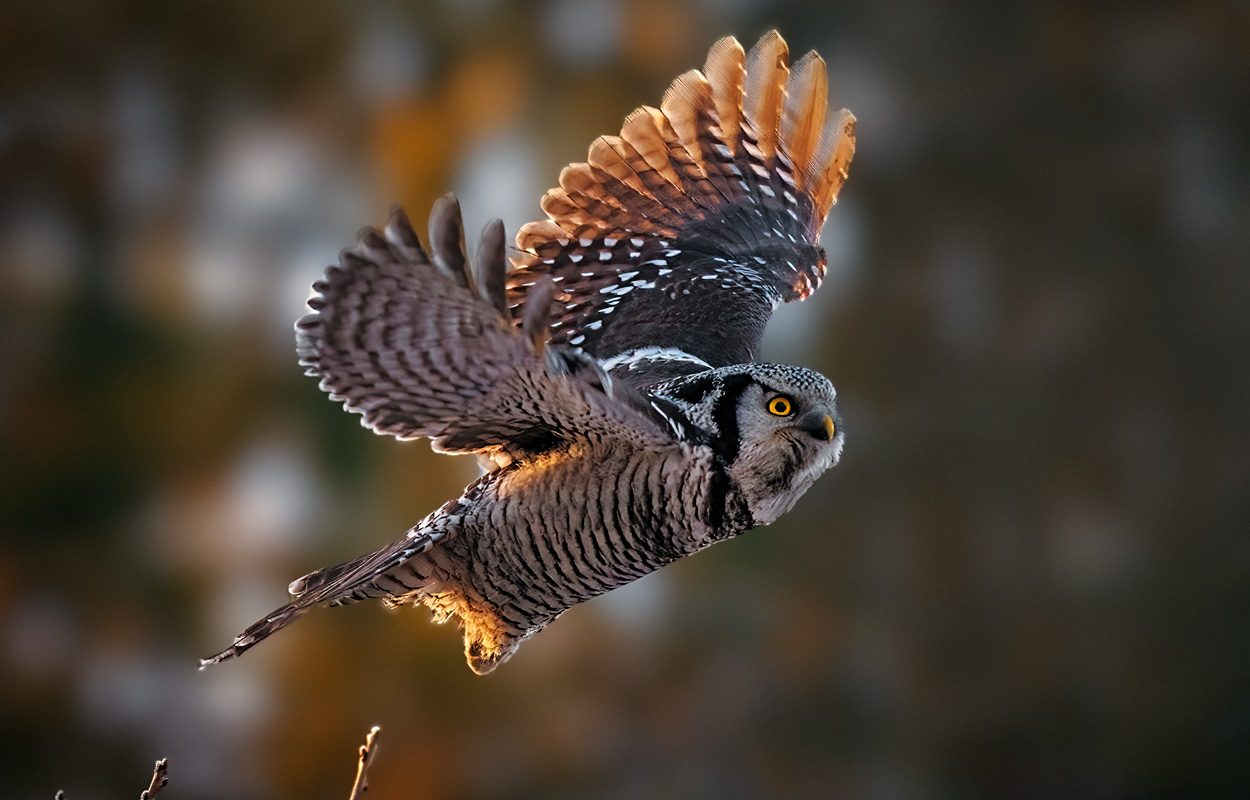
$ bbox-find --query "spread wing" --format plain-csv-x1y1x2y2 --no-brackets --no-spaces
296,197,674,458
506,30,855,379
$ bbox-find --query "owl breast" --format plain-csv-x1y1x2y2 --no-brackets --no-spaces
406,440,730,671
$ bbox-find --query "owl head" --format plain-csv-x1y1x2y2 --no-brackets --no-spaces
658,363,844,527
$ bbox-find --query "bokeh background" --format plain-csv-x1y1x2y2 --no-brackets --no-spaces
3,1,1248,797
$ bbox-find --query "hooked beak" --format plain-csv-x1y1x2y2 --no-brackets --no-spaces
797,409,837,442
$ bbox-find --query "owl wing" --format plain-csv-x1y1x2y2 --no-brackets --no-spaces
506,31,855,383
296,197,677,458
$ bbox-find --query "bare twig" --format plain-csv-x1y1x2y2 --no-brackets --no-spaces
139,759,168,799
348,726,382,799
54,758,166,800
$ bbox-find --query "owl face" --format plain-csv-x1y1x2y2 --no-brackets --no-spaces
726,367,843,525
658,363,844,526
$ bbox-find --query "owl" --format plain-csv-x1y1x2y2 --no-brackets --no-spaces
204,30,855,674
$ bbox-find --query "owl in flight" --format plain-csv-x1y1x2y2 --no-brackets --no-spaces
204,31,855,674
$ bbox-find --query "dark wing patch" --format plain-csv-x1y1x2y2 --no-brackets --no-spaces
506,30,855,368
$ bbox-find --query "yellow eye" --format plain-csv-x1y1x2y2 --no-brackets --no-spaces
767,396,793,416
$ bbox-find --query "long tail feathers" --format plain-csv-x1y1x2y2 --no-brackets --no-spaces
198,597,315,668
200,529,444,668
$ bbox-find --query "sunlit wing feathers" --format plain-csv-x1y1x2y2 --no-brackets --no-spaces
742,29,789,166
782,51,827,185
507,30,856,372
295,197,672,457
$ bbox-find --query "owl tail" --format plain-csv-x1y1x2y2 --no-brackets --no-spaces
200,528,444,668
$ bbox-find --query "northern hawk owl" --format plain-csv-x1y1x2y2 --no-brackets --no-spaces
205,31,855,674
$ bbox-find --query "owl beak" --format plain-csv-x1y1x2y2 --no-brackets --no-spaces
798,410,837,442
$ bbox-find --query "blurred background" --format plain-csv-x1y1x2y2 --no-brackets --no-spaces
2,1,1248,797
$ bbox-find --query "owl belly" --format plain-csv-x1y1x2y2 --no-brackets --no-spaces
420,442,716,672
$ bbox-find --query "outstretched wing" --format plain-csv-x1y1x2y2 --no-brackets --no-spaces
297,196,673,458
506,30,855,376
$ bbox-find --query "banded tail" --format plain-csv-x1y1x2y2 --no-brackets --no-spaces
200,528,443,668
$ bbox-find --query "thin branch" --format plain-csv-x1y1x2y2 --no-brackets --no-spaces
139,759,168,799
54,758,166,800
347,726,382,800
